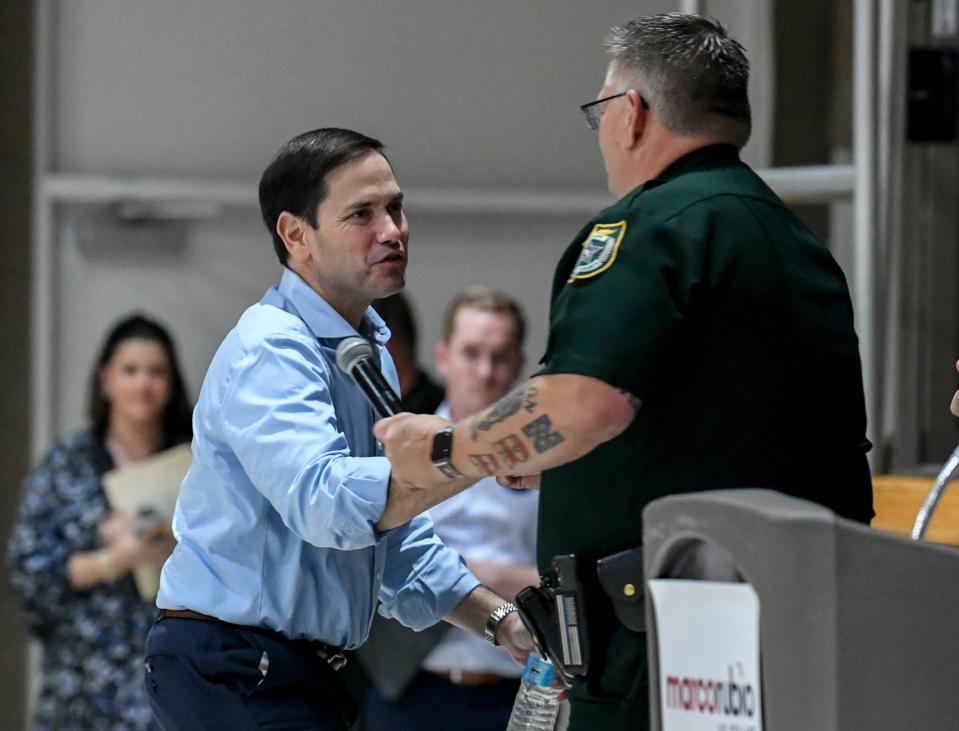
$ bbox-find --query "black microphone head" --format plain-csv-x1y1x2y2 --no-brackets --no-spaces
335,337,374,375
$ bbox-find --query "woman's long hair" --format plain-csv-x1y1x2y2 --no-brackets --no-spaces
87,313,193,449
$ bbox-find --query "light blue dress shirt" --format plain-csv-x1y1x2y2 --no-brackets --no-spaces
158,269,479,648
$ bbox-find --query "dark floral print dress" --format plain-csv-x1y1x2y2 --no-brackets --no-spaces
8,431,162,731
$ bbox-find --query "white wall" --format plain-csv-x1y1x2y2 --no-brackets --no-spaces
41,0,776,435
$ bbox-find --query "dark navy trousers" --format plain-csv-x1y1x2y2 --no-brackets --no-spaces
363,670,519,731
144,616,357,730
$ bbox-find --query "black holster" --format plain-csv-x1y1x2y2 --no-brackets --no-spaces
515,546,646,681
595,545,646,633
515,554,591,679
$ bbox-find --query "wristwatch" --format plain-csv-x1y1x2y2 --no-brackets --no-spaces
430,427,463,479
484,601,518,645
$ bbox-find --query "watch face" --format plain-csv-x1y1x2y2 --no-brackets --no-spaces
431,428,452,463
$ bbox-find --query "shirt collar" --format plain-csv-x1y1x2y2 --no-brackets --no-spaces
655,143,741,183
277,268,391,345
622,144,742,203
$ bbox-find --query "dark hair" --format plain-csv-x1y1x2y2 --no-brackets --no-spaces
88,314,193,449
372,292,418,355
258,127,386,265
605,13,752,146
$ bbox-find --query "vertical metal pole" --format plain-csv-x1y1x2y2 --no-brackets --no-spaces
679,0,705,16
27,2,56,727
31,0,55,460
854,0,878,452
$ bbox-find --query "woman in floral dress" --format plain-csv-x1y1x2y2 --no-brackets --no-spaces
9,314,193,730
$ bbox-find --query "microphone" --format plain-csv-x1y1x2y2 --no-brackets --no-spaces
335,337,403,419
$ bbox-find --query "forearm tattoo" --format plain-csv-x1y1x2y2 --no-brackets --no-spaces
521,415,565,454
470,384,536,440
467,416,565,474
469,453,501,475
522,386,538,413
493,434,529,468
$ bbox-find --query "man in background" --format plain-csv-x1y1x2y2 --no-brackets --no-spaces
361,287,539,730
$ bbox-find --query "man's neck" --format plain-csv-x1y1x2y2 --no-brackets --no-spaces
288,265,368,329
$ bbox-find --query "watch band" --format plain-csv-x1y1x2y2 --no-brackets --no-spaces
484,601,518,646
431,427,465,479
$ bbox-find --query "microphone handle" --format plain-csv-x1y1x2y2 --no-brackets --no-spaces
352,361,403,419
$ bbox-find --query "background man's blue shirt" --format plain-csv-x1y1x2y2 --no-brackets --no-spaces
158,268,478,648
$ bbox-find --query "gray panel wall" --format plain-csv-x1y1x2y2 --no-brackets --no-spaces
43,0,775,437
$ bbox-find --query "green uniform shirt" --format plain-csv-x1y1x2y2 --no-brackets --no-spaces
538,144,872,729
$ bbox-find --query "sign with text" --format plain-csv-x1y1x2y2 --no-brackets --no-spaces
649,579,762,731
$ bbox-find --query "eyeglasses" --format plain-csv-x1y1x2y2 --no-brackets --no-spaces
579,91,650,131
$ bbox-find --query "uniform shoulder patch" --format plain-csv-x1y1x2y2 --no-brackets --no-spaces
568,220,627,282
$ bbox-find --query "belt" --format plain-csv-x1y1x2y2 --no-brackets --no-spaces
427,668,515,686
158,608,347,671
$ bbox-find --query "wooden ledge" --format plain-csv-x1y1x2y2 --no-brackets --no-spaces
871,474,959,546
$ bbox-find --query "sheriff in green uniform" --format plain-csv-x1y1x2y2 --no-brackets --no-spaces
376,12,872,731
536,139,873,726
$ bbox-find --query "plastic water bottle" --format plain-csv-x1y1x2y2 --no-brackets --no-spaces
506,651,563,730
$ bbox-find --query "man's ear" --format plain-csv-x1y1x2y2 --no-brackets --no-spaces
624,89,648,148
276,211,312,264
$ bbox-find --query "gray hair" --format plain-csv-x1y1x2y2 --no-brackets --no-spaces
604,13,751,146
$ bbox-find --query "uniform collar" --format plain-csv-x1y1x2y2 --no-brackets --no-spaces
623,143,742,203
656,143,741,183
276,268,391,345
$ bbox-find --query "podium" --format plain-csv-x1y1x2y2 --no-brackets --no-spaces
642,489,959,730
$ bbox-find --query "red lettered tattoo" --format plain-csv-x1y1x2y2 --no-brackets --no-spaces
492,434,529,468
468,453,501,475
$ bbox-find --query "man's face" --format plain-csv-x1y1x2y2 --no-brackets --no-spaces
436,307,524,418
596,79,630,196
298,151,409,314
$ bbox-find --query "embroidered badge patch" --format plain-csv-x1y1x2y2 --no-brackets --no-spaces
568,220,627,282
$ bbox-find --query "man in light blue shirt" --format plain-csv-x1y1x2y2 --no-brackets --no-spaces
144,128,531,731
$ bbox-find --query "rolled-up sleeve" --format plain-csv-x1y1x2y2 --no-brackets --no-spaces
220,334,389,550
375,513,480,631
